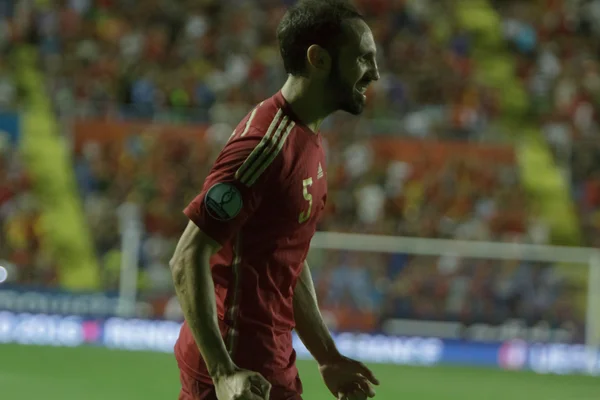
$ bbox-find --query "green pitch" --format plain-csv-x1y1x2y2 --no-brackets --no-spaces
1,344,599,399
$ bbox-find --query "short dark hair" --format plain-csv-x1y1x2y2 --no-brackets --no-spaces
277,0,364,76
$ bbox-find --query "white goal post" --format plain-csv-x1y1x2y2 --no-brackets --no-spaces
310,232,600,348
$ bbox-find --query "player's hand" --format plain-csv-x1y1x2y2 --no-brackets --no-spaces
319,355,379,399
213,367,271,400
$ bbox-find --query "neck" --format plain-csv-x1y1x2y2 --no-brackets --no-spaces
280,76,333,133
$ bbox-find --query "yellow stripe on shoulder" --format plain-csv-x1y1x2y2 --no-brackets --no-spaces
228,101,264,143
246,120,295,187
235,108,283,182
240,101,264,137
239,115,289,184
235,109,293,186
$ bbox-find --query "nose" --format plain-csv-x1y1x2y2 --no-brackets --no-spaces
369,62,380,82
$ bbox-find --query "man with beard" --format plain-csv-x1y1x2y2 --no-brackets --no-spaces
170,1,380,399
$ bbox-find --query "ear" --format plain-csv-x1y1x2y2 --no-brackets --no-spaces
306,44,331,73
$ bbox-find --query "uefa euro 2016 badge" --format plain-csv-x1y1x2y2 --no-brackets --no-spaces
204,182,243,221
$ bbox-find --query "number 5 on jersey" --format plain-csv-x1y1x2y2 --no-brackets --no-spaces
298,178,313,224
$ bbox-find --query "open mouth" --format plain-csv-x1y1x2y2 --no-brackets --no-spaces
355,82,369,98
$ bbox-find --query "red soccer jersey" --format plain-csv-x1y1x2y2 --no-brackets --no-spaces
175,91,327,393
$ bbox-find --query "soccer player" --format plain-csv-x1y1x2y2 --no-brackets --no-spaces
170,1,380,399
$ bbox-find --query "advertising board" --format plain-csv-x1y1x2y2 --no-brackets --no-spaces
1,311,598,376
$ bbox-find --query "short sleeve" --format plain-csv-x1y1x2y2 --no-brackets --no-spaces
184,134,282,246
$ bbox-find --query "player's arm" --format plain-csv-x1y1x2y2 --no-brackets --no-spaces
294,261,379,399
293,260,341,365
169,222,234,377
170,128,281,399
171,226,271,400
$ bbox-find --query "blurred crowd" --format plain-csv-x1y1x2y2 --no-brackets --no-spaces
312,250,577,338
0,0,583,332
495,0,600,247
0,135,59,286
0,29,58,286
320,135,547,242
2,0,502,140
0,61,18,111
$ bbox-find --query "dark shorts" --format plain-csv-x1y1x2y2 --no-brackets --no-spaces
178,370,302,400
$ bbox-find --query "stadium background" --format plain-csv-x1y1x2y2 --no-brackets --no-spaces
1,0,600,398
